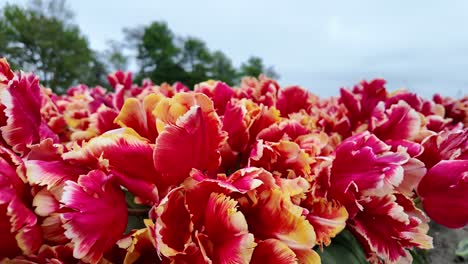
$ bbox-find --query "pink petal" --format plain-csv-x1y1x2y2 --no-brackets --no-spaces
372,101,422,141
222,100,250,152
1,73,58,154
303,197,348,247
0,58,14,85
200,193,255,264
63,128,160,201
154,188,193,257
154,106,225,187
195,81,234,115
0,147,41,257
251,239,297,264
276,85,312,116
417,160,468,228
114,94,161,141
349,194,432,263
60,170,127,263
329,132,409,209
244,189,316,250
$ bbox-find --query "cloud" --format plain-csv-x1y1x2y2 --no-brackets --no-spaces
7,0,468,97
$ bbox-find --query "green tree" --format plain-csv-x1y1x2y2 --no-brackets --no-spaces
240,56,279,79
105,40,129,72
209,51,238,85
126,21,280,88
180,37,213,86
127,21,186,85
0,0,106,93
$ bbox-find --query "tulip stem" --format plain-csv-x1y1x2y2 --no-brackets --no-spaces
128,208,149,216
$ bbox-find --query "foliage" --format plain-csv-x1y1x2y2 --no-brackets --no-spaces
126,21,278,87
0,0,106,93
240,56,279,80
316,230,368,264
456,238,468,261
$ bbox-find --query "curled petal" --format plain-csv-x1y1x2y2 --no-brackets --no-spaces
245,189,316,250
25,160,86,190
419,129,468,169
120,226,159,264
0,147,41,258
114,94,162,141
303,198,348,247
32,188,59,217
200,193,255,264
0,58,14,84
257,120,310,143
251,239,297,264
276,85,313,117
1,73,58,154
372,101,422,141
417,160,468,228
222,100,250,152
349,195,432,263
63,128,159,201
154,105,226,187
90,105,120,135
396,158,426,197
195,81,234,115
329,132,409,209
153,92,214,130
250,140,313,179
61,170,127,263
154,188,193,257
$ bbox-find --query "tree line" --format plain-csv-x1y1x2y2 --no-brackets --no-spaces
0,0,278,93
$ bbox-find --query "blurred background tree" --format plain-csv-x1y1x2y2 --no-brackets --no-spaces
0,0,279,92
125,21,279,88
0,0,107,93
104,40,129,72
240,56,279,80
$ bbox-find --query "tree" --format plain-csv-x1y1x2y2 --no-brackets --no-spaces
104,40,129,72
128,21,185,85
180,37,213,86
209,51,238,85
0,0,106,93
240,56,279,79
126,21,280,88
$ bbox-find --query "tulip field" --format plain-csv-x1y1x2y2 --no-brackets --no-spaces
0,57,466,263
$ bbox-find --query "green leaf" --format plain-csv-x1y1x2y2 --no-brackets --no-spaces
316,229,369,264
409,248,429,264
455,238,468,261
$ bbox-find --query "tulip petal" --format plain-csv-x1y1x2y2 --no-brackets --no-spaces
154,105,225,186
61,170,127,263
201,193,255,264
417,160,468,228
276,85,312,117
348,194,432,263
114,94,161,142
372,101,422,141
1,73,58,154
245,189,316,250
303,198,348,247
251,239,297,264
154,188,193,257
63,128,159,201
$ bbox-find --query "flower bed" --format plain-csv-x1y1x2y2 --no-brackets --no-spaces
0,58,466,263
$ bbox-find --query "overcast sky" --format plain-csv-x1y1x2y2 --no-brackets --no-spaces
5,0,468,97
